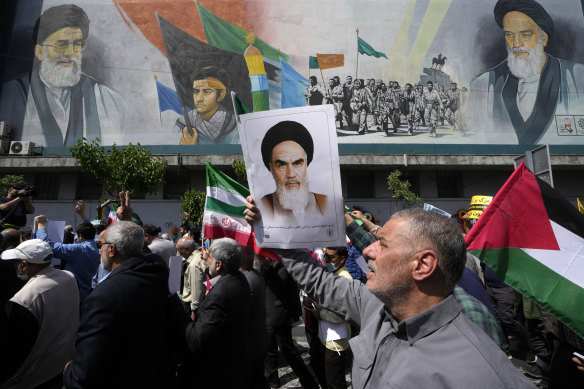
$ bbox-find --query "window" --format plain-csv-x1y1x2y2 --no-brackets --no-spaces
33,173,60,200
436,170,463,198
75,173,103,200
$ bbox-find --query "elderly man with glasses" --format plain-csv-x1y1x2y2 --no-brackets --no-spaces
0,4,126,147
63,221,170,388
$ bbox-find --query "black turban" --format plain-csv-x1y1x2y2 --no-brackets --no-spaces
261,121,314,170
494,0,554,37
33,5,90,44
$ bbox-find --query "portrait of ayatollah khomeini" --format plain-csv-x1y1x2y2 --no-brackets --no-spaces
469,0,584,145
259,120,328,225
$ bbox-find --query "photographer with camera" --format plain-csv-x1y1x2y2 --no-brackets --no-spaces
0,183,35,229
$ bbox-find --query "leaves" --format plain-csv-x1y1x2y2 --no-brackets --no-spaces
70,138,167,198
0,175,26,195
180,189,205,226
231,159,248,186
387,170,423,209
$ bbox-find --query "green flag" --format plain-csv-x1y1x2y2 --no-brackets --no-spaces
309,56,319,69
357,36,388,59
232,93,251,116
196,3,288,62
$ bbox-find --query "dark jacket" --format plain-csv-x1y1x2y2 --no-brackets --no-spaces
63,253,169,389
264,262,302,329
184,271,252,388
242,268,268,361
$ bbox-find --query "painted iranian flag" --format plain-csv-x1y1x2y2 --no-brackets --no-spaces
203,162,251,244
203,162,280,261
466,163,584,339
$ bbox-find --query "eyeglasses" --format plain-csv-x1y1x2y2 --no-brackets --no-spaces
96,241,113,249
323,253,337,261
42,40,86,54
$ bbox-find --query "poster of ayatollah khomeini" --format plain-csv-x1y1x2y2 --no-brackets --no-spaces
237,104,345,249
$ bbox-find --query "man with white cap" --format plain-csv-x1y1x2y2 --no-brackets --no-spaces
0,239,79,389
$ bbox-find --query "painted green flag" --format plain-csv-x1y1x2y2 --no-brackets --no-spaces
196,3,288,62
357,36,388,59
309,56,320,69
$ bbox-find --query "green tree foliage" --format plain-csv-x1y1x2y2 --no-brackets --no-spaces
232,159,248,186
0,175,26,195
180,189,206,227
387,170,423,209
70,138,167,198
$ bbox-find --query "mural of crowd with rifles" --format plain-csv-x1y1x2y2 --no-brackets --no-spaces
306,70,468,139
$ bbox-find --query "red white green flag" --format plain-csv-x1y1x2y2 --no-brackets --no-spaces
465,163,584,339
203,162,279,261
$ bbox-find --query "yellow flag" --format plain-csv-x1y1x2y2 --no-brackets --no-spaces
578,198,584,215
316,54,344,70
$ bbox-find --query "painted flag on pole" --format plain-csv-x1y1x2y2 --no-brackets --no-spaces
357,36,388,59
309,56,320,69
204,162,280,261
196,2,288,63
316,54,344,70
155,79,184,114
466,163,584,338
280,57,309,108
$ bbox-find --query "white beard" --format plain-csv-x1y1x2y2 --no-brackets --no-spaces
274,178,311,217
39,46,82,88
506,37,546,80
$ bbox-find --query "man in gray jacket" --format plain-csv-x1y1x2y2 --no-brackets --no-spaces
245,199,534,388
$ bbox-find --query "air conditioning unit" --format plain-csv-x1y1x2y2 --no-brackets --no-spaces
9,141,35,155
0,122,11,137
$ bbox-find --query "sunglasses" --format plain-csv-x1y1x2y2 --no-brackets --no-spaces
96,241,114,249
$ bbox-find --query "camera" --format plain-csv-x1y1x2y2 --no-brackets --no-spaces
17,186,38,197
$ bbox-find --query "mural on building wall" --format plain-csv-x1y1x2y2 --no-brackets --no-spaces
0,0,583,149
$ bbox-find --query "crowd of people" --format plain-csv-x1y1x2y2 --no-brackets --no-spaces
0,180,583,389
306,75,468,138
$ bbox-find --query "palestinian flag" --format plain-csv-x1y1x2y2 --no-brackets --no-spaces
203,162,279,261
466,163,584,339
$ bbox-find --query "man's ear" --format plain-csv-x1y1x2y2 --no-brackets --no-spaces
107,243,117,259
411,250,438,282
217,89,226,102
34,45,43,61
541,30,548,48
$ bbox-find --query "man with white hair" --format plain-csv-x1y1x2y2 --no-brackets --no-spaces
469,0,584,145
63,221,169,388
0,239,79,389
177,238,252,388
260,120,327,225
0,4,124,147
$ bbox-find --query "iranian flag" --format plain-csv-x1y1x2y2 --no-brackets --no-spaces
466,163,584,339
203,162,279,261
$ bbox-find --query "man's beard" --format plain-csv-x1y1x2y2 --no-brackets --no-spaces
506,38,546,79
274,178,311,216
39,47,82,88
367,258,411,311
101,252,112,272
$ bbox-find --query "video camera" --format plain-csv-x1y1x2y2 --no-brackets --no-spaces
17,186,38,197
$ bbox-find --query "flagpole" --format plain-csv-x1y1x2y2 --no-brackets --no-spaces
355,28,359,80
154,75,162,126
